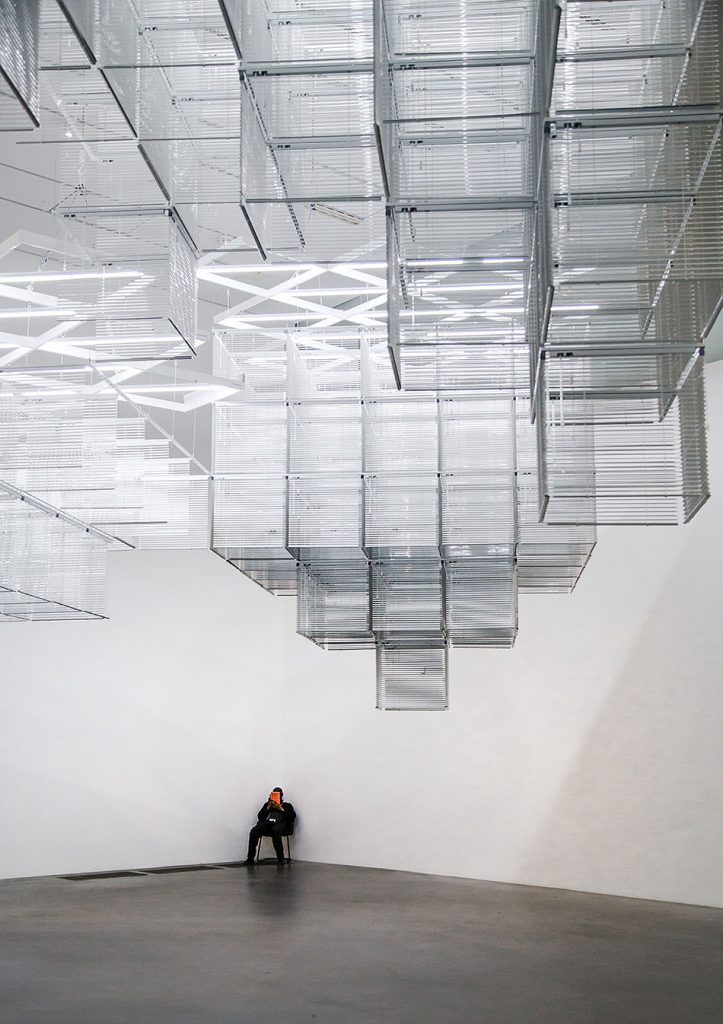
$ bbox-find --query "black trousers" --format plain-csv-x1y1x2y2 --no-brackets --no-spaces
247,822,286,862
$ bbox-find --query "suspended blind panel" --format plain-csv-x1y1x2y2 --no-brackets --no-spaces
241,83,382,203
107,63,241,143
440,397,516,473
440,397,517,555
371,558,443,640
517,467,597,591
548,119,722,350
288,403,362,475
214,334,287,397
59,212,197,357
288,475,363,557
364,475,439,557
40,0,93,70
441,476,517,555
547,285,703,354
103,468,210,549
542,359,708,526
516,403,596,593
214,403,287,476
297,559,372,648
39,67,131,143
143,136,241,205
678,357,710,523
243,199,386,261
363,399,438,475
677,141,723,332
250,72,374,141
212,477,286,558
236,0,373,67
362,332,417,398
376,643,448,712
90,0,238,69
287,336,362,403
557,0,694,54
445,558,517,647
50,140,166,210
0,377,118,495
0,270,195,365
538,353,698,412
379,1,534,60
389,64,536,124
392,207,532,263
551,124,720,202
228,557,298,597
0,371,208,550
552,202,689,284
398,339,530,393
385,116,537,207
554,0,719,113
387,206,533,390
0,0,39,129
0,487,107,621
175,200,254,254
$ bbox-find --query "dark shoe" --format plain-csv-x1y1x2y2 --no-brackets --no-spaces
276,858,285,865
241,859,255,866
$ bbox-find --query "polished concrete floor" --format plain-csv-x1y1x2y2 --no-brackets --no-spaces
1,862,722,1024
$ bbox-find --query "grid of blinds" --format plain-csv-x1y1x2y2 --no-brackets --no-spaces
0,1,719,708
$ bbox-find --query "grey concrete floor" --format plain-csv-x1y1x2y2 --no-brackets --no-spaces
1,862,722,1024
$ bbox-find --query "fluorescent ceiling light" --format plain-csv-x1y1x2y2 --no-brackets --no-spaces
0,271,143,284
216,284,522,300
199,262,387,277
277,287,385,298
419,284,523,293
220,312,331,324
406,259,465,268
19,389,92,397
406,258,525,268
60,335,181,346
421,330,524,339
0,309,79,319
338,263,387,272
123,385,205,394
400,308,525,317
221,306,525,326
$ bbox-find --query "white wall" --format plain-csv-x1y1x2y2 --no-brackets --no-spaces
279,360,723,909
2,371,722,908
0,550,283,879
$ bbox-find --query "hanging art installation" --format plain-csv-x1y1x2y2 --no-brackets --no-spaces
0,0,720,707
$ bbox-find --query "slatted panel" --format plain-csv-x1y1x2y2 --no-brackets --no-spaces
18,0,718,709
538,0,718,526
297,559,373,648
0,485,107,621
378,0,552,393
0,0,39,130
376,643,448,712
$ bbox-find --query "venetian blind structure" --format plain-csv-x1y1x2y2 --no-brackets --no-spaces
0,0,720,709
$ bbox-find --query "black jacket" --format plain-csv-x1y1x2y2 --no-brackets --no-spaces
257,801,296,833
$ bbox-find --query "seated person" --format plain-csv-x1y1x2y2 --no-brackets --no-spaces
243,787,296,865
